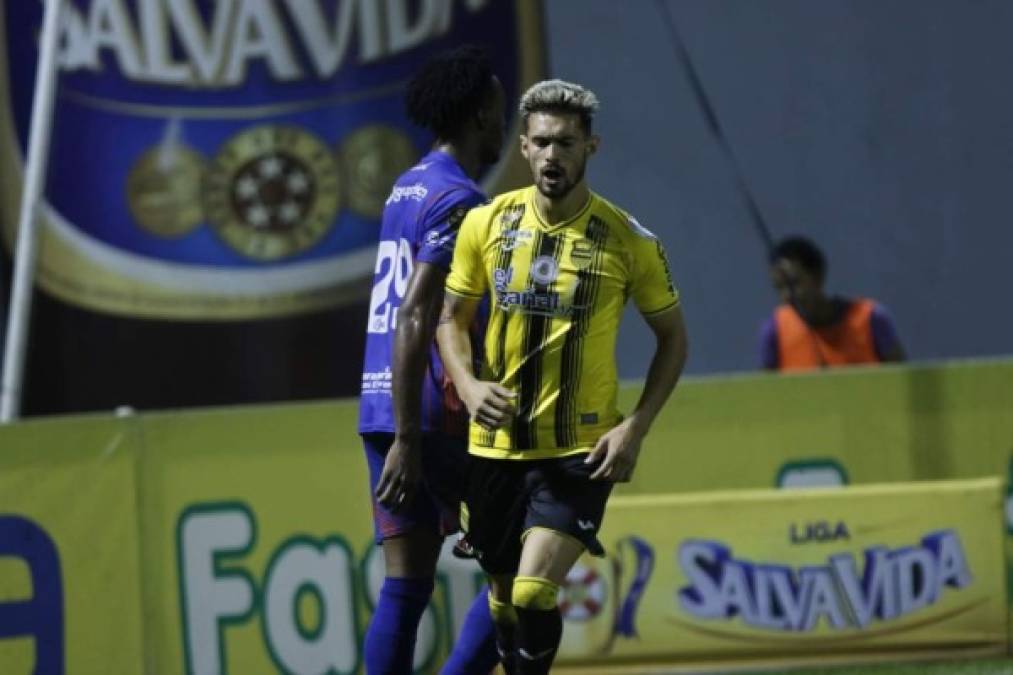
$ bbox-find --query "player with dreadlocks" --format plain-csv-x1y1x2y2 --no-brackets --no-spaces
357,45,506,674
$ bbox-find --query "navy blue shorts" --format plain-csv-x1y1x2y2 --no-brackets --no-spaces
362,432,470,544
464,454,613,575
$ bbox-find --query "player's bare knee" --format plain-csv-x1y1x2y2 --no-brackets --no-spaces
518,527,586,583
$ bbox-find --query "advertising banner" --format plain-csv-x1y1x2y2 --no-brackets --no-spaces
0,416,145,674
0,0,545,319
0,403,488,675
558,479,1008,665
134,402,486,675
1,360,1012,673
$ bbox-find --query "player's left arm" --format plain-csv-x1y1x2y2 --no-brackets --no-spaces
587,304,687,481
589,228,688,482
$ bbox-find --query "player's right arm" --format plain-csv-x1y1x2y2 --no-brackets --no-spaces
375,260,447,512
376,193,479,511
436,209,515,430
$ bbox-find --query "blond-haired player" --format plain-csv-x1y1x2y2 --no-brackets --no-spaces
438,79,688,674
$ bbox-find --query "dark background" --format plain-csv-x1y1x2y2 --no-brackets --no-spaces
8,0,1013,414
551,1,1012,377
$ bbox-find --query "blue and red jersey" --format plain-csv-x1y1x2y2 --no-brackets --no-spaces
358,151,485,436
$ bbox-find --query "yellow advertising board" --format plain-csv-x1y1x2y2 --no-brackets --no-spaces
0,403,487,675
134,402,486,675
0,416,145,674
1,360,1012,673
557,478,1008,667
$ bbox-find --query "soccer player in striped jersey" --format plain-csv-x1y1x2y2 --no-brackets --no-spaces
357,46,504,674
437,79,689,674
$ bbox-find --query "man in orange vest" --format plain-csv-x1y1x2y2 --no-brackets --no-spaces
760,236,905,371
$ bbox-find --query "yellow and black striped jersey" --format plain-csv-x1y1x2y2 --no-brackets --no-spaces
446,186,680,460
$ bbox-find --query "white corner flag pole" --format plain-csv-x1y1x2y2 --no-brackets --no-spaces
1,0,65,422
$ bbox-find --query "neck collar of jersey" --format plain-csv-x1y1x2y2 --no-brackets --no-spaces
528,188,594,232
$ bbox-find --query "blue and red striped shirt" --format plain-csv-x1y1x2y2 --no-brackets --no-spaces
358,151,485,435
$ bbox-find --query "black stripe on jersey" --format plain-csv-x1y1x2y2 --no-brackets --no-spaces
513,231,563,450
479,205,524,448
554,217,610,447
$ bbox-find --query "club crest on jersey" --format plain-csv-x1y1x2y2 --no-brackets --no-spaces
570,239,594,269
530,255,559,285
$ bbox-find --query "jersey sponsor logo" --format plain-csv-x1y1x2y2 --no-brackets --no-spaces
494,267,515,288
361,368,393,395
494,265,588,318
424,229,454,250
496,288,566,317
385,184,428,205
499,228,533,251
1,0,545,319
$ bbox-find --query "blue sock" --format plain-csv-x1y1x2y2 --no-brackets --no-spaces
365,576,435,674
440,584,500,675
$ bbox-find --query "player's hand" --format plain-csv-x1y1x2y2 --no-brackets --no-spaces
585,419,645,482
463,381,517,431
375,436,422,512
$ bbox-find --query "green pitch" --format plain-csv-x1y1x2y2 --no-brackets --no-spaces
760,659,1013,675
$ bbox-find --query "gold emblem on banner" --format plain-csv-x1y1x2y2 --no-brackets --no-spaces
203,125,341,261
338,125,417,219
126,144,206,238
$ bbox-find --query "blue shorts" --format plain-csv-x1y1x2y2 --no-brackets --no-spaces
362,432,470,544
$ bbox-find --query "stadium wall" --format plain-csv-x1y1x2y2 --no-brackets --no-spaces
0,358,1011,672
546,0,1013,376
